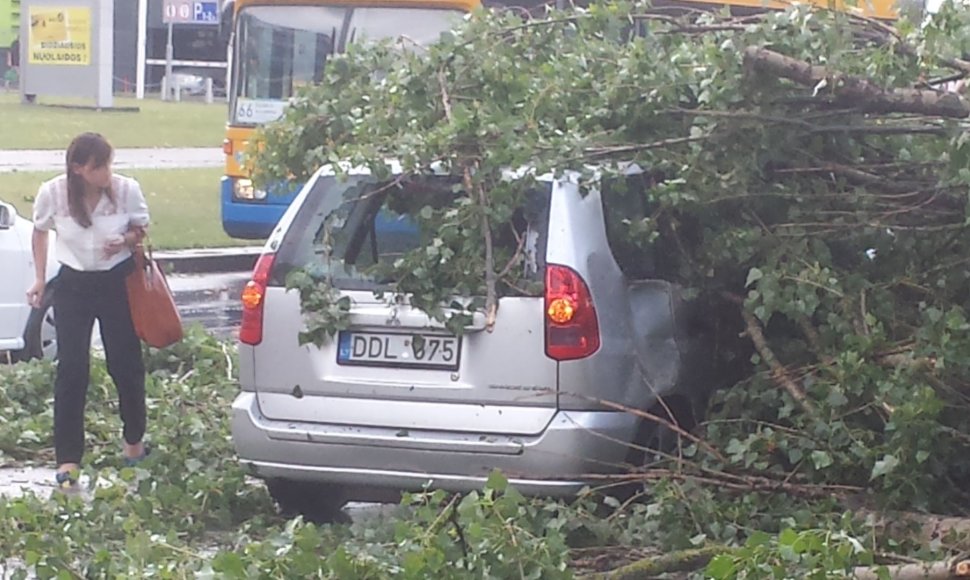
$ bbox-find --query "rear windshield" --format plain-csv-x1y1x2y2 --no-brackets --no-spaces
271,174,551,294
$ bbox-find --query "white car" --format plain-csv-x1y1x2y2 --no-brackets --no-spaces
0,200,58,361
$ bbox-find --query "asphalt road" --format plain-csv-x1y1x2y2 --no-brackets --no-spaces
79,270,249,349
169,270,249,340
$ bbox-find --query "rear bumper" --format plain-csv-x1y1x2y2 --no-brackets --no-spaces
0,302,29,352
0,337,25,351
231,392,640,498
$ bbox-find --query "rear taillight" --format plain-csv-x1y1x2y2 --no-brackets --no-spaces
222,138,234,156
240,253,275,345
545,264,600,361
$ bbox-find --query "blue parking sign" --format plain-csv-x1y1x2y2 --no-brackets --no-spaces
193,1,219,24
164,0,219,24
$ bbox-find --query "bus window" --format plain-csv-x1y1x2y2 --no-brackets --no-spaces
231,5,464,125
346,7,465,48
237,7,341,102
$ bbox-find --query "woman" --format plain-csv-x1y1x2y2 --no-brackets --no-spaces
26,132,151,490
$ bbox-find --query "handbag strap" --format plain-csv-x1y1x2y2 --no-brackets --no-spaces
132,230,153,269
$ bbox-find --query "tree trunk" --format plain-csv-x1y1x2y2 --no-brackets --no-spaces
583,546,727,579
743,47,970,118
855,507,970,549
583,548,970,580
853,558,970,579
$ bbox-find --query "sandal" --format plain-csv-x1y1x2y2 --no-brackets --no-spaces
54,470,78,491
123,446,151,467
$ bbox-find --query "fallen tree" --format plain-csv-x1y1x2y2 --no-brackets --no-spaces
581,546,970,579
743,46,970,118
252,0,970,575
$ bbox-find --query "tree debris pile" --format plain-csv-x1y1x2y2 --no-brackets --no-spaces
253,1,970,576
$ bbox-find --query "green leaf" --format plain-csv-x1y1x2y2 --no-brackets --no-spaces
871,455,900,480
811,451,833,470
212,552,248,577
706,554,737,579
747,531,772,547
745,267,764,288
485,470,509,493
778,528,799,547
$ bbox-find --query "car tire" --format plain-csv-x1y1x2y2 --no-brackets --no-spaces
265,479,350,524
14,282,57,362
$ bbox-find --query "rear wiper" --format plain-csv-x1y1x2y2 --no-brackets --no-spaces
343,190,384,266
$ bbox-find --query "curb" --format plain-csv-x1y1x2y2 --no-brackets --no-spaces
154,246,263,274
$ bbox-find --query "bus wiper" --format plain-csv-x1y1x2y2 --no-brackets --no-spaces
337,9,353,53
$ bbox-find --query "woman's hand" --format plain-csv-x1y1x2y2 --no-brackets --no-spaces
128,226,147,247
104,233,128,257
26,279,45,309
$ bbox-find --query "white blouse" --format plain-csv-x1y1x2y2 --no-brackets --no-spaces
33,174,150,272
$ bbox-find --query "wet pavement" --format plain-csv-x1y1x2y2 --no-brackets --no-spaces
0,466,56,500
167,270,250,339
0,147,223,173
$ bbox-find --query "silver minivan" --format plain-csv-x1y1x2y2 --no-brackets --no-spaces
231,165,717,518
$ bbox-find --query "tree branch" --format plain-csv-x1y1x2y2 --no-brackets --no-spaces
582,546,727,579
743,46,970,118
561,392,728,464
438,69,498,331
856,13,970,77
580,136,706,158
809,124,947,136
853,558,970,580
724,293,817,415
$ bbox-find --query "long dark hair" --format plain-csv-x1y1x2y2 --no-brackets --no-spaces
66,132,114,228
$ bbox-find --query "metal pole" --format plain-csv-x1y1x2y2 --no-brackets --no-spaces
136,0,148,99
96,0,114,108
225,41,232,103
164,22,174,101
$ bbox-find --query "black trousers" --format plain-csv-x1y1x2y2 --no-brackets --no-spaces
53,258,146,465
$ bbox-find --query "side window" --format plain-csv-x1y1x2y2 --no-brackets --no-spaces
494,187,550,289
601,175,657,280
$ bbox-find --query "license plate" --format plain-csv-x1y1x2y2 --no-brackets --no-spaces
337,331,460,370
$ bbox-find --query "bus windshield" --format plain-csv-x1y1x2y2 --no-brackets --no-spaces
232,5,464,125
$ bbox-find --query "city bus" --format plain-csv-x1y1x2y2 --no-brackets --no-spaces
218,0,478,239
217,0,898,240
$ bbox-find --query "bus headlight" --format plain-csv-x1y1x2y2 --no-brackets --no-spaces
233,178,267,201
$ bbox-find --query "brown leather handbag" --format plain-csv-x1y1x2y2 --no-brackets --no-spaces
126,243,183,348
